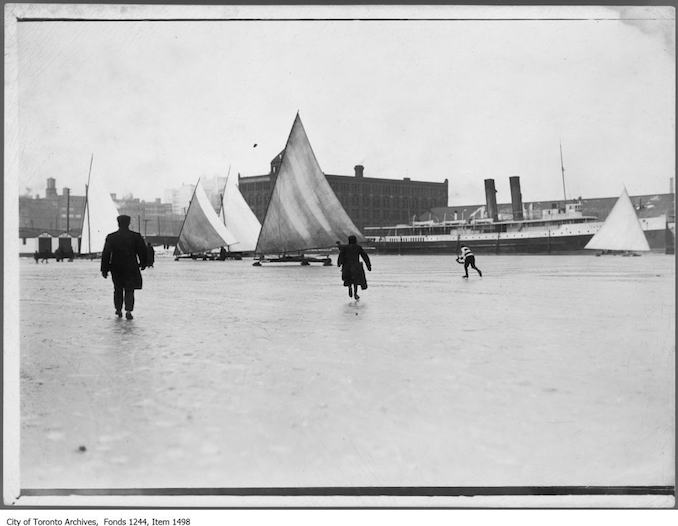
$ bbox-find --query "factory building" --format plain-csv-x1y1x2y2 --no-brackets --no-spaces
238,153,449,230
19,178,85,238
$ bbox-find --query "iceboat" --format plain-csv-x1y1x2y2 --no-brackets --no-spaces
174,179,239,260
216,169,261,258
79,155,120,257
253,113,364,266
585,187,651,256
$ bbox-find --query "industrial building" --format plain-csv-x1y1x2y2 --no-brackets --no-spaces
19,179,185,254
19,178,85,238
238,153,449,230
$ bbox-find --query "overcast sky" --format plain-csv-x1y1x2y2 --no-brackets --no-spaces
14,5,675,206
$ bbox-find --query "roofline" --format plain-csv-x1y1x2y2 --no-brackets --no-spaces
239,172,448,186
325,174,447,185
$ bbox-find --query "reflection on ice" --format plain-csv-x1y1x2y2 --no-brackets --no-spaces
18,254,675,489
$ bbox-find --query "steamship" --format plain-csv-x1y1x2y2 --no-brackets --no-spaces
364,177,606,254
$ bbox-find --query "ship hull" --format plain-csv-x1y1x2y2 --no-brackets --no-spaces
367,227,669,255
368,232,596,255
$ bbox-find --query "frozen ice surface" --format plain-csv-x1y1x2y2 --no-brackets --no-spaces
18,254,675,488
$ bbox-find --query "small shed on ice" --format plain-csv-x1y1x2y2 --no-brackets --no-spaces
20,232,78,257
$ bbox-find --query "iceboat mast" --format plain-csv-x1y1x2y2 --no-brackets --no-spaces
83,153,94,254
218,164,231,225
253,114,298,256
173,179,200,256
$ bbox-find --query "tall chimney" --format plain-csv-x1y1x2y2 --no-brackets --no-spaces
64,188,71,233
670,177,674,194
509,176,524,220
484,179,498,222
354,165,364,178
46,178,57,199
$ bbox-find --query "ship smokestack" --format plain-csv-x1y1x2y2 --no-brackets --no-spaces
509,176,524,220
484,179,498,222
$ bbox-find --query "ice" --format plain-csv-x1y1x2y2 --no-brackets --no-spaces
17,253,675,488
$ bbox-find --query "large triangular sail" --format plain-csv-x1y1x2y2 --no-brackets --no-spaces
218,171,261,253
585,188,650,251
255,114,363,254
175,179,239,255
80,156,119,255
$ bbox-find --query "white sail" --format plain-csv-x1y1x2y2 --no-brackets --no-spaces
585,188,650,251
256,114,364,255
80,158,119,255
175,179,239,255
219,172,261,252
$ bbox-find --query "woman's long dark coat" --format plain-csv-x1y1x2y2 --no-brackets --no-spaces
101,229,148,289
337,243,371,290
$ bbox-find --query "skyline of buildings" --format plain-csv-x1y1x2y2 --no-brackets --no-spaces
19,175,235,237
18,169,675,245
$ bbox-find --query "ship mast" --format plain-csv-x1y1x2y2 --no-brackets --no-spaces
559,141,567,209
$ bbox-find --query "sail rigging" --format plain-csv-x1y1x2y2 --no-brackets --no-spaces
217,171,261,253
255,114,363,255
585,188,650,251
80,156,119,255
219,165,231,225
175,179,239,255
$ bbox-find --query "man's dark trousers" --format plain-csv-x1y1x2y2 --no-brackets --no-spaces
112,275,135,312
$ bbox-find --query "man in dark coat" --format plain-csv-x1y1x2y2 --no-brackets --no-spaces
101,215,148,319
337,234,372,300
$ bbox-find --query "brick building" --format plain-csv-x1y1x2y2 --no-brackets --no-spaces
19,178,86,237
238,154,449,230
114,195,181,237
19,179,185,243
